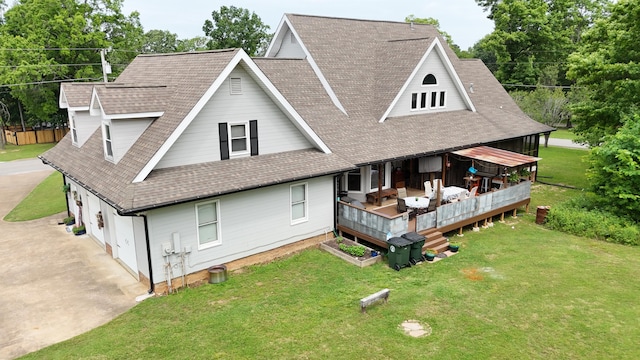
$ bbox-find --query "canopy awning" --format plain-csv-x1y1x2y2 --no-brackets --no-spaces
452,146,541,168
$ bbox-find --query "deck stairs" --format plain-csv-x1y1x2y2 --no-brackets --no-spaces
418,229,449,254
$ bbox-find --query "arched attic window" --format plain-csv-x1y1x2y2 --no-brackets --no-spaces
422,74,437,85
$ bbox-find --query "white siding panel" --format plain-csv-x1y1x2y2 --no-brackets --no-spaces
72,110,101,147
146,176,334,282
86,193,105,245
110,118,153,163
273,28,306,58
388,48,468,118
156,66,313,169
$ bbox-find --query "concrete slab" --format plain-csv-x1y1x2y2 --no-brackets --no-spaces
0,168,148,359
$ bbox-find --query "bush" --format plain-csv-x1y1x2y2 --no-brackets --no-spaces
546,198,639,246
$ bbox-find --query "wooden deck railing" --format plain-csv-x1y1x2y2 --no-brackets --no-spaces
337,181,531,244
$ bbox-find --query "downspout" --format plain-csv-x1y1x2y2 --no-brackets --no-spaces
62,176,70,217
140,214,155,294
333,175,339,232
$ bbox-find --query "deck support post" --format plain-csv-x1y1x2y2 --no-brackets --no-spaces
512,209,517,218
473,221,479,231
500,212,505,223
457,227,464,237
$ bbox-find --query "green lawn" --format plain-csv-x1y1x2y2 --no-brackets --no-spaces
537,146,590,190
549,128,577,140
0,143,55,161
24,145,637,359
3,171,67,221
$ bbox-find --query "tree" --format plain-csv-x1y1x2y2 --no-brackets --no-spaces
587,115,640,219
142,29,179,53
0,0,143,124
202,6,271,56
176,36,208,52
511,88,570,127
566,0,640,146
404,15,468,57
473,0,607,86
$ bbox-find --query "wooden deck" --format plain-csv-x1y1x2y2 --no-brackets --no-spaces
337,181,532,252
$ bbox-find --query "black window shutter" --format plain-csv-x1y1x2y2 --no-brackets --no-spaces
249,120,258,156
219,122,229,160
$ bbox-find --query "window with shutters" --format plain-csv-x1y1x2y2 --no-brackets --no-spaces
219,120,258,160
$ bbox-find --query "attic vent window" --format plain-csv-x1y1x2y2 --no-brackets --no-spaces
422,74,437,85
230,77,242,95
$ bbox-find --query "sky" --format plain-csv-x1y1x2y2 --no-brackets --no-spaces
121,0,494,50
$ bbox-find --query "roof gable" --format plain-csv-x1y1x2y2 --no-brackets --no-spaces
89,84,167,120
379,37,476,122
132,49,332,183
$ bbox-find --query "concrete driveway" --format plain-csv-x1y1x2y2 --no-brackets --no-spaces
0,161,148,360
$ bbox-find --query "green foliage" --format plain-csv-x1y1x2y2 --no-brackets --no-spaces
202,6,271,56
405,15,464,55
567,0,640,146
63,216,75,225
0,0,143,123
72,224,85,234
142,29,178,53
546,196,640,245
510,88,570,127
473,0,607,86
587,116,640,219
338,243,366,257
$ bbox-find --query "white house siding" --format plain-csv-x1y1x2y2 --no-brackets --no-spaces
388,47,468,118
86,193,105,246
71,110,101,147
109,118,153,163
146,176,335,282
272,28,306,58
155,66,313,169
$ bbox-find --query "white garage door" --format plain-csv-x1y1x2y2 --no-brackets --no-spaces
112,213,138,274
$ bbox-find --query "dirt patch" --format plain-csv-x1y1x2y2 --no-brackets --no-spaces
462,268,484,281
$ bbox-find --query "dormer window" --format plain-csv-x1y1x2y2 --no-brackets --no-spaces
70,115,78,145
230,123,248,155
103,122,113,160
218,120,258,160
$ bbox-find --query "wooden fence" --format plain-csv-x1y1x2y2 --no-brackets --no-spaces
3,128,68,145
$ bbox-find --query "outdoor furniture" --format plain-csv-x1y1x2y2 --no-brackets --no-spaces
404,197,430,209
442,186,468,202
397,187,408,199
424,181,433,198
366,188,398,204
396,198,415,217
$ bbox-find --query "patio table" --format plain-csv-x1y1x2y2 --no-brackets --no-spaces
403,197,430,209
442,186,468,202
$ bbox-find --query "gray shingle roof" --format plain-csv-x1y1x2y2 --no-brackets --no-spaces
61,82,100,108
42,15,553,214
93,85,168,115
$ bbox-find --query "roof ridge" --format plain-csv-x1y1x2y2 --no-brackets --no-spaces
387,37,431,43
286,13,437,27
137,49,238,57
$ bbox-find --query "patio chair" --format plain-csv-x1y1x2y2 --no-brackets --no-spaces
396,198,415,217
424,181,433,198
397,187,408,199
469,186,478,197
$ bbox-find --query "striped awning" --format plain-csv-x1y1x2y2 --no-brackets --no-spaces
452,146,541,168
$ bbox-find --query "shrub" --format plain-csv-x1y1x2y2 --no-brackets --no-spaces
546,199,639,246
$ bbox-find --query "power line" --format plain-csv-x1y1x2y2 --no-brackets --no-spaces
0,77,104,88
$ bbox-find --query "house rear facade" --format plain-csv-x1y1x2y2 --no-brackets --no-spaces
40,14,552,294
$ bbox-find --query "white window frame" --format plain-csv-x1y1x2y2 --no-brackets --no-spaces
410,92,418,110
228,122,249,158
367,162,391,193
102,122,113,161
290,183,308,225
70,115,78,145
196,200,222,249
346,168,363,193
438,90,447,108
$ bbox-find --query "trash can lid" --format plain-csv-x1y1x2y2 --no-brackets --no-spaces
401,231,426,242
387,237,412,247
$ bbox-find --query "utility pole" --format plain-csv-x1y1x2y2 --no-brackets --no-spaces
100,49,112,82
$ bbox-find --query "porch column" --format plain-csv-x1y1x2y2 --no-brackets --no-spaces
377,163,383,206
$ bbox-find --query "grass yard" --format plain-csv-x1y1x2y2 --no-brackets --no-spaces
22,220,640,359
24,145,637,359
0,143,55,161
549,128,577,140
3,172,67,221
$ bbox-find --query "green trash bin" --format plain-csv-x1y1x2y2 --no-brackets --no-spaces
402,231,426,265
387,237,412,271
